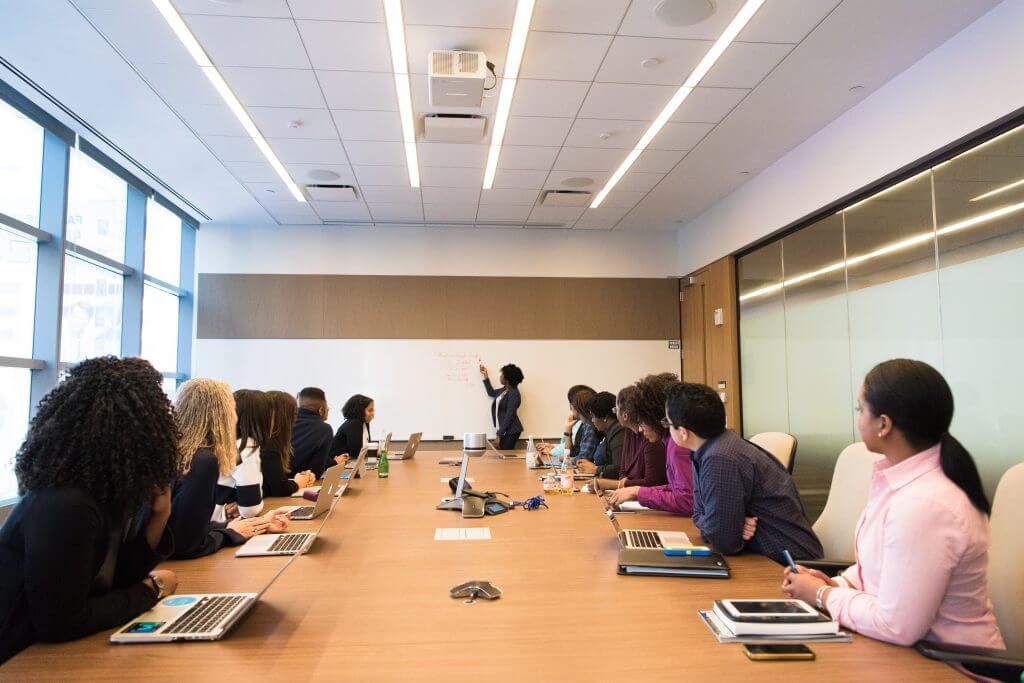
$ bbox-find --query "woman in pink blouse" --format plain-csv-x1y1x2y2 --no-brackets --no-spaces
782,359,1004,649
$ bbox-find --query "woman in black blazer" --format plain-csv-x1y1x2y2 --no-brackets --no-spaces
479,363,525,449
0,357,181,664
330,394,375,464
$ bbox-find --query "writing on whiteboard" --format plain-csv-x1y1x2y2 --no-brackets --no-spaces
437,352,477,385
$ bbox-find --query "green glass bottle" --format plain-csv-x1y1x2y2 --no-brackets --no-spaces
377,445,389,478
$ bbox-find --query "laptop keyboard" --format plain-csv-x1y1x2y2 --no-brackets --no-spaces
290,506,314,517
164,595,247,634
626,530,663,549
268,534,310,553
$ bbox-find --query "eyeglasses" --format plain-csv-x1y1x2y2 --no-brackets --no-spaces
660,417,674,429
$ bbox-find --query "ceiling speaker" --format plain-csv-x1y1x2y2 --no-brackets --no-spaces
653,0,715,26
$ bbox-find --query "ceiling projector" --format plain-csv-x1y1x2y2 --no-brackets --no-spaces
428,50,488,108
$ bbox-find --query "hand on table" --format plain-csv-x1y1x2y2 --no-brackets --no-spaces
575,459,597,474
334,454,349,467
147,569,178,597
604,486,640,509
293,470,316,489
263,508,292,533
227,516,270,538
781,565,836,604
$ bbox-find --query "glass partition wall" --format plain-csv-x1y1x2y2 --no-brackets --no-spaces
739,122,1024,518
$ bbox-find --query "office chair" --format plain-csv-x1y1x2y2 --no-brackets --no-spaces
749,431,798,473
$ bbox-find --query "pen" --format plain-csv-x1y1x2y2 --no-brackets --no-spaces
782,549,799,573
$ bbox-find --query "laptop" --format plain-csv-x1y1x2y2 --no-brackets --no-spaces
436,453,471,511
389,432,422,460
606,509,693,550
338,446,369,491
486,439,524,459
287,463,346,520
365,432,391,465
235,530,316,557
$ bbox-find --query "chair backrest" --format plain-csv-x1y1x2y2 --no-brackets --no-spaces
749,432,798,473
989,462,1024,651
812,442,876,561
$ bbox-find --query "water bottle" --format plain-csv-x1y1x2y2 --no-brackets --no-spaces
526,436,538,468
377,442,389,479
559,451,574,495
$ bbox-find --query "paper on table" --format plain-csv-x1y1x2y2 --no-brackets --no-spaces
617,501,652,512
434,528,491,541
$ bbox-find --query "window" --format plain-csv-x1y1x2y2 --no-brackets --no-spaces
141,284,179,371
60,255,123,363
66,148,127,261
0,99,43,227
0,367,31,501
145,201,182,286
0,228,38,357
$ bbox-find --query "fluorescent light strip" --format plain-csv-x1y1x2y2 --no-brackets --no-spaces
971,176,1024,202
590,0,765,208
150,0,304,202
383,0,419,187
482,0,536,189
739,199,1024,302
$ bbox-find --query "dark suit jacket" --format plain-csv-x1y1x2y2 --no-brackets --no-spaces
483,379,523,437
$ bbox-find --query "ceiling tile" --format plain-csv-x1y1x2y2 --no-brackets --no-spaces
78,3,193,65
575,207,630,228
318,71,397,110
702,42,794,89
554,147,624,172
418,143,489,168
421,187,481,204
491,169,548,189
477,204,533,222
245,181,292,200
599,189,648,208
738,0,842,43
616,171,664,192
519,32,613,81
405,0,515,29
511,80,590,118
504,116,572,146
421,166,484,188
264,203,321,224
531,0,631,34
352,165,411,186
670,87,748,123
406,26,510,76
287,0,384,22
578,82,675,120
314,201,371,220
176,0,290,17
564,119,647,149
479,188,541,205
528,206,586,223
650,121,715,150
267,138,349,164
224,160,282,183
544,170,609,189
359,186,422,203
410,74,499,116
596,36,710,86
185,15,310,68
175,103,247,136
135,63,220,105
332,109,403,141
248,107,338,139
632,148,686,173
496,145,559,170
573,221,615,230
344,140,406,166
202,135,263,162
296,20,392,71
368,203,424,221
219,67,327,108
423,204,481,221
618,0,749,40
286,163,358,185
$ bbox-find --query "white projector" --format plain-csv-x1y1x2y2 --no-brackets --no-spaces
428,50,487,108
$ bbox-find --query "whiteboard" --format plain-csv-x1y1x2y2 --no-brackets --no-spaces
193,339,679,440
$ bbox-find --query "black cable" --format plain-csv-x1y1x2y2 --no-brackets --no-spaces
484,60,497,91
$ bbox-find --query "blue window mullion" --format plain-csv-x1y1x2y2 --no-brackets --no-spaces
176,223,196,386
121,186,147,356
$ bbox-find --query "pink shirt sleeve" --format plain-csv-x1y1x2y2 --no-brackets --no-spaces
636,446,694,514
825,497,966,646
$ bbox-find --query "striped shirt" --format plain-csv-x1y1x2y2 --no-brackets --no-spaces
213,438,265,522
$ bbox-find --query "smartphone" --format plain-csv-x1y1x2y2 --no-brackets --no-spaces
743,644,815,661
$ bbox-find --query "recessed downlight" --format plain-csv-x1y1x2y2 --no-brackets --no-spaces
653,0,715,26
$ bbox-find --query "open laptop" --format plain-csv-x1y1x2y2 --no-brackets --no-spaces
236,530,316,557
606,509,692,550
365,432,391,465
389,432,422,460
436,453,471,511
486,439,524,459
338,446,369,490
287,463,346,520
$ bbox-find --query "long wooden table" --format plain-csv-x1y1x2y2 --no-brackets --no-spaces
4,454,960,680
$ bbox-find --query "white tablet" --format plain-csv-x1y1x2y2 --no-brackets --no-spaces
721,599,819,620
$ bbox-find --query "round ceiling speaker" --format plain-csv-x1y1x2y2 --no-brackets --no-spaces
562,176,594,188
306,169,342,182
653,0,715,26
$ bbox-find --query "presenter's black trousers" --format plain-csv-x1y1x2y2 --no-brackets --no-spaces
498,432,521,450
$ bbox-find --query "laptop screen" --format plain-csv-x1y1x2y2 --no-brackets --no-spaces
606,509,623,535
454,453,471,498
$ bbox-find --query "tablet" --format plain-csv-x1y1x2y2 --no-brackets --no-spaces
721,599,818,620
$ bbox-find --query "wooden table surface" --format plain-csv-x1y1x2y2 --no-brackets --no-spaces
4,454,961,681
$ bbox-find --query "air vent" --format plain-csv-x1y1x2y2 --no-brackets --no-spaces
305,184,358,202
422,114,487,143
428,50,488,107
540,190,592,207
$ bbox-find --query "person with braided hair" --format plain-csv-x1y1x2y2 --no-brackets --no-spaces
0,356,181,663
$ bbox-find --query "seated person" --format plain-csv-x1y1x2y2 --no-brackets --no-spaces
605,373,694,514
593,384,668,491
577,391,625,479
169,379,289,560
666,381,822,563
290,386,334,478
782,360,1004,649
261,390,315,497
0,357,179,664
330,394,375,465
538,385,599,464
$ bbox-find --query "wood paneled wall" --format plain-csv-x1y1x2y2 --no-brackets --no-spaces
197,274,680,340
679,256,742,430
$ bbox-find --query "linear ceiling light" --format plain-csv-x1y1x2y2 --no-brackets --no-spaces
971,176,1024,202
151,0,305,202
482,0,535,189
383,0,420,187
739,198,1024,302
590,0,764,208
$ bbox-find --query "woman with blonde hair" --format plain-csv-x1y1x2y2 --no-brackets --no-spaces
167,379,284,559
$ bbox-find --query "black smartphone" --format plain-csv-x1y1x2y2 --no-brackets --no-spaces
743,644,815,661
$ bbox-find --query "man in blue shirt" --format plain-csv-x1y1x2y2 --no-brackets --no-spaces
664,382,822,564
290,387,334,478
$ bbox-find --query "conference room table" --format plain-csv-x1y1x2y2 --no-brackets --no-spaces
4,451,960,681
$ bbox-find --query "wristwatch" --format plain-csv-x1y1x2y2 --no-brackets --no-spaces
147,572,166,600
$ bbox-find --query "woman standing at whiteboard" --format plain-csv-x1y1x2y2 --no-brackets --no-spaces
480,363,525,450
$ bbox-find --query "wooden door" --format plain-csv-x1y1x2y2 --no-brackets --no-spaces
680,276,707,383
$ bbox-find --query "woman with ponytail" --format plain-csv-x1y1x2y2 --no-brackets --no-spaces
782,359,1004,649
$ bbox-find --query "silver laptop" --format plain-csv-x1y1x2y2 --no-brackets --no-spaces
235,530,316,557
389,432,422,460
606,509,692,550
436,453,471,511
365,432,391,465
486,439,524,459
288,463,346,520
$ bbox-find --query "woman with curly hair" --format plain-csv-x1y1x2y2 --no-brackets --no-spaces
593,377,671,493
260,390,315,497
478,362,525,450
167,379,280,560
329,393,376,465
0,356,180,663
